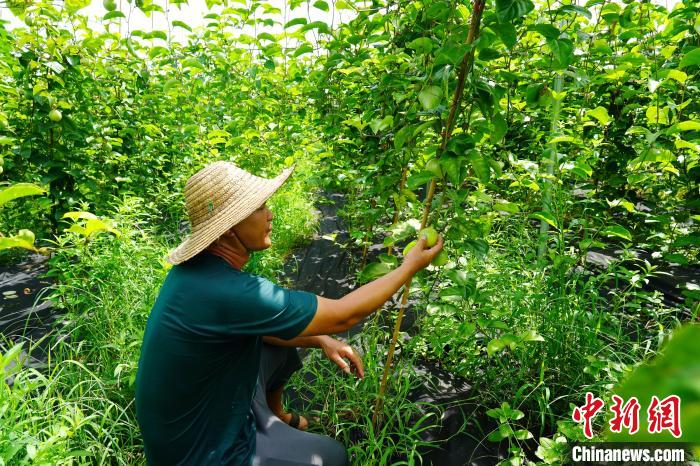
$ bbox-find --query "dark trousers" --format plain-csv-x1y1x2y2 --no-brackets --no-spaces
251,343,348,466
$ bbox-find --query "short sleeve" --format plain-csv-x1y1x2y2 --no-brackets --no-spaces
219,272,318,340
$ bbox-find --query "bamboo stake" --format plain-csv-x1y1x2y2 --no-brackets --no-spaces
372,0,486,427
536,74,563,259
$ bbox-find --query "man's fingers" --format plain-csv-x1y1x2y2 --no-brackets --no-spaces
427,236,444,253
335,355,351,374
343,348,365,378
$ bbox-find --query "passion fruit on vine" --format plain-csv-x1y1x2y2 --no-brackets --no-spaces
418,227,439,247
403,240,417,256
48,109,62,122
104,0,117,10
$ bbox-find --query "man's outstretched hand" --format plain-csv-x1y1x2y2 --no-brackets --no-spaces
319,336,364,379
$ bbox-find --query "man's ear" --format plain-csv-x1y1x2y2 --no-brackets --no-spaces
222,226,238,238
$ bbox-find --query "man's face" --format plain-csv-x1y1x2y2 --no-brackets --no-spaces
230,201,273,251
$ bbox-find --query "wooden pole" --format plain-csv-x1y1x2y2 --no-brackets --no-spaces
372,0,486,427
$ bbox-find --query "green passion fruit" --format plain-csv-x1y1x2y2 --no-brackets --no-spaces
48,109,62,122
403,240,417,256
418,227,438,247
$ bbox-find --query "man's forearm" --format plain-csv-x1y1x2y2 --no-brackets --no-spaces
263,335,329,348
338,262,415,326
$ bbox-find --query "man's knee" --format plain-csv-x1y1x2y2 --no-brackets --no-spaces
316,436,348,466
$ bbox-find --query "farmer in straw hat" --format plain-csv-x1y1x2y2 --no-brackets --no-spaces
135,161,443,465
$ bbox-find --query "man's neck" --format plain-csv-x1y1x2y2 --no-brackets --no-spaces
205,243,250,271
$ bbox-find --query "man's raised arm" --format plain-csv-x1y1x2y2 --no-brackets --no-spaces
297,235,443,337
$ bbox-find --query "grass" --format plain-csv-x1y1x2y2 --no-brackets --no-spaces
287,326,444,465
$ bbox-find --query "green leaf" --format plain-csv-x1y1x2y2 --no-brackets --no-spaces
293,44,314,56
489,23,517,50
493,201,520,213
674,139,699,152
418,86,442,111
312,0,329,11
300,21,330,35
369,115,393,134
464,239,489,258
671,233,700,248
663,253,688,265
646,105,669,125
600,225,632,242
0,183,45,208
467,150,490,183
677,120,700,131
172,20,192,31
665,69,687,84
487,338,506,356
406,37,433,54
182,58,204,69
103,10,125,20
547,38,573,68
514,429,534,440
496,0,534,23
0,231,36,252
490,111,507,143
488,423,515,441
62,211,98,221
520,329,545,342
149,46,169,59
557,4,591,19
358,261,394,283
679,48,700,69
440,155,464,186
529,211,558,228
66,0,90,13
549,135,576,144
394,125,414,150
527,24,560,39
284,18,307,28
445,269,474,287
163,78,179,94
406,171,436,189
586,106,610,125
148,30,167,41
1,342,25,374
434,43,468,66
257,32,276,42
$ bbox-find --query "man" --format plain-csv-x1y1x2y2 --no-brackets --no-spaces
135,161,443,465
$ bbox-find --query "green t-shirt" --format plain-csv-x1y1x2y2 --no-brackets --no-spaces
135,252,318,465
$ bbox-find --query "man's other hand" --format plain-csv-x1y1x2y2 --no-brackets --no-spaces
319,336,364,379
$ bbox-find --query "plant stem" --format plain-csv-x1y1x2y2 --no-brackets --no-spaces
372,0,485,428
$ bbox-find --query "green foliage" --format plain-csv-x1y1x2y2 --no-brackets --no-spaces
607,324,700,443
0,0,698,463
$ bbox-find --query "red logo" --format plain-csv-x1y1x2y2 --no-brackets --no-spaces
609,395,640,434
572,392,605,439
573,393,682,439
648,395,682,438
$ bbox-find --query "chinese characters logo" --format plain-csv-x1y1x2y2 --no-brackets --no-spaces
572,392,682,439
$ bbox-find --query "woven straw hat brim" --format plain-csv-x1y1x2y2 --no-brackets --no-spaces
167,165,295,265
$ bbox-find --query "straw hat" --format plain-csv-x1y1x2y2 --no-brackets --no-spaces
167,161,295,265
